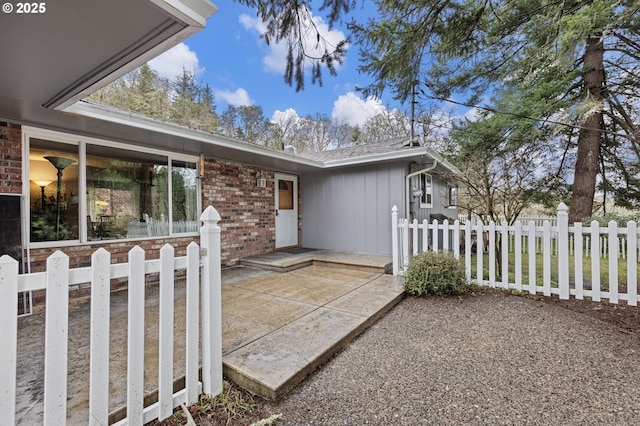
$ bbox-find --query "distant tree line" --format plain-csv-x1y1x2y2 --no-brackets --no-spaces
89,64,419,154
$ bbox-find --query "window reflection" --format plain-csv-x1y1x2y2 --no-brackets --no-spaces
29,139,79,242
86,145,168,240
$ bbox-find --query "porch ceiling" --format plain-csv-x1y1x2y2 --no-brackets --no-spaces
0,0,217,124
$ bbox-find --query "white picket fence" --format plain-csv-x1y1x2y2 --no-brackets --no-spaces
0,206,223,425
394,203,640,305
460,213,635,259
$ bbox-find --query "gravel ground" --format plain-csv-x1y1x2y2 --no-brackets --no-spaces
257,291,640,425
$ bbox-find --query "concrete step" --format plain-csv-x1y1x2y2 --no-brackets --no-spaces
221,267,405,399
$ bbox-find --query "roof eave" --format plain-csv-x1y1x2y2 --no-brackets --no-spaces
55,0,219,111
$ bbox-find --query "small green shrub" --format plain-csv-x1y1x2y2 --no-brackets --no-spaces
404,251,468,296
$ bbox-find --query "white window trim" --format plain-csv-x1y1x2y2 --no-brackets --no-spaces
419,173,433,209
447,183,458,208
23,126,201,247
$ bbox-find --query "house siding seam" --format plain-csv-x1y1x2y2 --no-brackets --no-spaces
0,122,22,194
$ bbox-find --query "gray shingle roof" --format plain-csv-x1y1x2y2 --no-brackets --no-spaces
299,137,422,162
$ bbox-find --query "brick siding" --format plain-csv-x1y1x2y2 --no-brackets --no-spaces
0,122,22,194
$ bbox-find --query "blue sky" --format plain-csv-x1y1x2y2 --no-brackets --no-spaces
147,1,405,127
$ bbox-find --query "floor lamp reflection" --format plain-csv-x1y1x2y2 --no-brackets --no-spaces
44,156,75,240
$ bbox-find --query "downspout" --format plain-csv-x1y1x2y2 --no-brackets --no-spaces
405,160,438,220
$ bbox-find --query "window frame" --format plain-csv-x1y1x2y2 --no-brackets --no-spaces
419,173,433,209
447,183,458,208
23,126,201,248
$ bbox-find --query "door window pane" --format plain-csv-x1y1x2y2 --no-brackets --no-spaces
278,180,294,210
29,139,79,242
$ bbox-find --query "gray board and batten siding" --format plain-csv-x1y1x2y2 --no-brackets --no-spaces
301,162,406,255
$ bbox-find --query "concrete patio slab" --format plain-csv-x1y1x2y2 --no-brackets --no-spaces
15,250,404,424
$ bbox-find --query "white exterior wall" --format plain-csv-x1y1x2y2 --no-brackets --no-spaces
301,162,406,255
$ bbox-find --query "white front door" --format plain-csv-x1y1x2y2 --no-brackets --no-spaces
275,173,298,248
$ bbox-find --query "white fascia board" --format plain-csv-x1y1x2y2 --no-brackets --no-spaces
55,0,218,111
151,0,219,28
320,149,432,168
63,101,322,168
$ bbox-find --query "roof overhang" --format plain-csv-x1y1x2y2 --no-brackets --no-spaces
0,0,217,125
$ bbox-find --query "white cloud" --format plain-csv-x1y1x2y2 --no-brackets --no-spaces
271,108,301,124
331,92,386,127
148,43,202,80
239,10,347,74
214,88,253,107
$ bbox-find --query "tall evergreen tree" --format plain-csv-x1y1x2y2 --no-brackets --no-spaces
348,0,640,221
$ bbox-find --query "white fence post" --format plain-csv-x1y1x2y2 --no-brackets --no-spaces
0,255,18,426
43,251,70,425
557,203,569,299
200,206,223,397
391,206,399,275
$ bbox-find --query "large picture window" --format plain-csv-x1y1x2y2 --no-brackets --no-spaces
26,128,199,244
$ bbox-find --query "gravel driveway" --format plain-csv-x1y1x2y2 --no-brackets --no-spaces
261,291,640,425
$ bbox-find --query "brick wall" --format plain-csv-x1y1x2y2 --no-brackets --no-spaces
0,122,22,194
28,236,197,303
202,158,283,265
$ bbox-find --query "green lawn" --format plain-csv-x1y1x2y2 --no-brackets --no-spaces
468,249,638,291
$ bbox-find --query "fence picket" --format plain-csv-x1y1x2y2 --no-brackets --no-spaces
528,222,536,295
628,222,638,306
543,221,551,297
391,206,399,275
574,223,584,300
443,219,450,252
413,219,419,256
465,220,472,282
0,255,18,425
43,251,70,424
489,222,496,287
89,248,111,426
501,221,509,290
476,222,484,285
402,219,409,270
514,222,522,291
158,244,175,420
432,219,439,253
608,222,619,304
186,242,201,404
557,203,570,300
453,220,461,259
422,220,429,255
127,246,146,426
591,222,601,302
